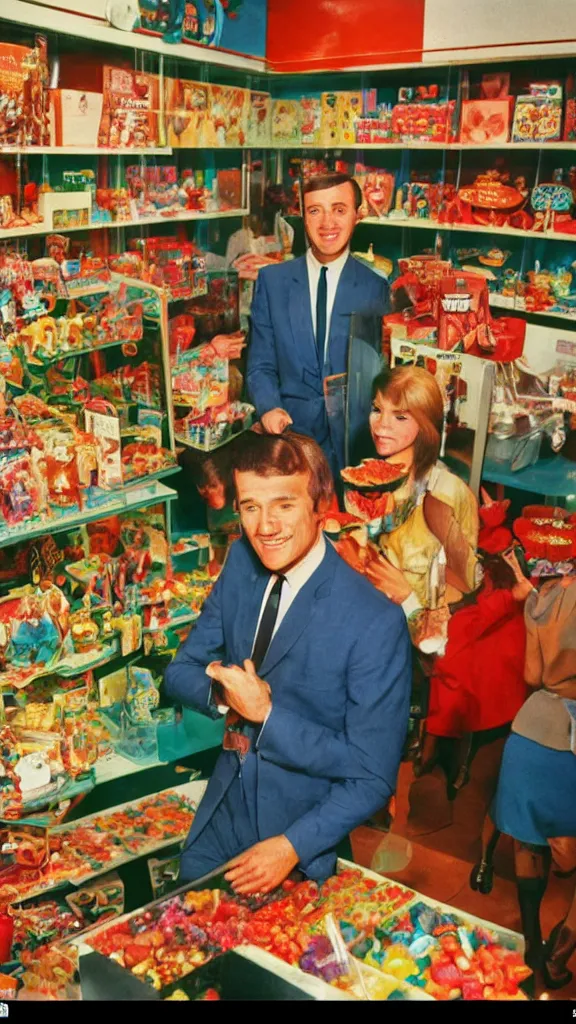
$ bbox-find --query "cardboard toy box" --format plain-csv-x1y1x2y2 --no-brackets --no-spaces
460,98,512,145
49,89,103,148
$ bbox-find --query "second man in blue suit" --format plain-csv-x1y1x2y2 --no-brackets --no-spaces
247,172,389,475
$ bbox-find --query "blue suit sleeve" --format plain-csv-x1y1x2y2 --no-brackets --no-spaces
163,563,228,719
246,270,283,417
260,607,411,866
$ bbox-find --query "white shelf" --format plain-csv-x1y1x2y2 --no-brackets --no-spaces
1,146,173,156
0,207,249,241
271,140,576,151
359,215,576,243
0,479,177,550
2,0,266,72
490,293,576,325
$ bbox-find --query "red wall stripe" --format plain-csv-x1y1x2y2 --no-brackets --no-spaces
266,0,425,72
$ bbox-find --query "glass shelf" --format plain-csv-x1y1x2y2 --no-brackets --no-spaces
482,454,576,497
0,479,178,550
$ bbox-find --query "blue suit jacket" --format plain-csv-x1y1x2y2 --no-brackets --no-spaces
164,536,411,882
247,255,389,467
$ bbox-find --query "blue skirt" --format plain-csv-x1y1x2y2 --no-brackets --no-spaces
493,733,576,845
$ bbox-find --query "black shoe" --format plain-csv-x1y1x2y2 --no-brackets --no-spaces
470,860,494,895
542,921,575,990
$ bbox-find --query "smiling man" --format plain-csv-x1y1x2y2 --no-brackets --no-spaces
165,431,411,894
247,172,389,476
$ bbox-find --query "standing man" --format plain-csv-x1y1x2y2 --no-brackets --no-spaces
246,172,388,476
165,431,410,893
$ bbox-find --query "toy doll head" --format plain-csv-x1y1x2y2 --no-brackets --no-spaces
370,366,444,480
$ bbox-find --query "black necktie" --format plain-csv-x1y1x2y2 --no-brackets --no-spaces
252,575,285,672
316,265,328,363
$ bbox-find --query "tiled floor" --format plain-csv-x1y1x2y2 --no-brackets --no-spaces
350,739,576,1001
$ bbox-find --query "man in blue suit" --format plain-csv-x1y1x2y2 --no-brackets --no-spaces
247,172,389,476
165,431,410,894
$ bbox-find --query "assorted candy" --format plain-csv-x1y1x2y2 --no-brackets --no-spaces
349,901,530,1001
86,868,529,1001
0,788,197,904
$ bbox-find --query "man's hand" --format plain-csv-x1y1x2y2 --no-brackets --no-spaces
232,253,280,281
210,331,246,360
224,835,299,894
364,551,413,604
206,659,271,723
261,408,293,434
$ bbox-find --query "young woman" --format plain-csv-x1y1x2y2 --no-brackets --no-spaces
335,365,480,785
338,365,479,653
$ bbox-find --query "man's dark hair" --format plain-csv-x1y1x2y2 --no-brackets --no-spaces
302,172,362,211
231,430,334,510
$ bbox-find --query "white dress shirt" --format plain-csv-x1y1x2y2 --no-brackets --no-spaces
306,248,350,363
252,532,327,651
214,534,327,721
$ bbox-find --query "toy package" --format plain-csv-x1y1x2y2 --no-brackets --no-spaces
165,78,209,148
512,84,563,143
300,96,322,146
271,99,301,145
321,92,339,146
49,89,103,148
0,39,49,147
460,98,512,144
247,91,272,146
98,66,162,149
337,91,363,145
205,85,249,147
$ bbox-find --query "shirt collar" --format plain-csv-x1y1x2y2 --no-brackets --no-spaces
283,533,326,593
306,247,350,276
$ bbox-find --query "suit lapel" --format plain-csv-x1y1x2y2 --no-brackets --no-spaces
288,256,321,377
326,255,359,375
258,542,337,677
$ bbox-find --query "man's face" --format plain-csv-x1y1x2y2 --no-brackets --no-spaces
235,470,321,573
303,182,359,262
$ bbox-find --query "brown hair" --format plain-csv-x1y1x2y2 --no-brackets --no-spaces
371,366,444,480
302,172,362,211
232,431,334,510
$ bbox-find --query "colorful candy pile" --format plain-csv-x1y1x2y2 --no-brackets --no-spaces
341,900,530,1001
0,790,196,904
88,888,253,989
86,870,530,1001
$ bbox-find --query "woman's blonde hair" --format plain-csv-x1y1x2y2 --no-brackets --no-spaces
371,366,444,479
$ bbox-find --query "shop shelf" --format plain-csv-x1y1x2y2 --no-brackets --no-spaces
489,294,576,325
1,146,173,156
3,0,266,73
0,208,249,242
482,453,576,497
359,215,576,243
266,141,576,151
0,479,178,550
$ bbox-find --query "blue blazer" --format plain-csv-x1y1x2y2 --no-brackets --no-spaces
165,536,411,882
247,255,389,465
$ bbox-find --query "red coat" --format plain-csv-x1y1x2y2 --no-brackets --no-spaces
427,588,528,738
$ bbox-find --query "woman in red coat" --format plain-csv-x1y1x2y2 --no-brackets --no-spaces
427,555,528,739
420,494,531,797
